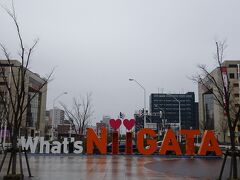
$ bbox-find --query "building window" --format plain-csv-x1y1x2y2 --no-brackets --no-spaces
229,73,235,79
234,83,239,87
26,92,40,128
0,82,7,86
203,93,214,130
229,64,237,68
234,94,239,98
0,68,5,77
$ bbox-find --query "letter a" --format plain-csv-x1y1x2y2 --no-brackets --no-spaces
159,129,182,155
198,130,222,156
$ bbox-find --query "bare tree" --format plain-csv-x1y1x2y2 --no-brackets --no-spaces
0,93,8,144
219,113,228,143
0,3,53,179
61,93,94,139
199,110,207,131
199,98,215,131
0,92,7,128
192,41,240,178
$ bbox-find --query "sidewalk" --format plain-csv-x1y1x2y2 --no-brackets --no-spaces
0,155,231,180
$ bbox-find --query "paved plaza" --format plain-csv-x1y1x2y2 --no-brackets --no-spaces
0,155,235,180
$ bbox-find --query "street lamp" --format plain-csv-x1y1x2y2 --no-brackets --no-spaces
129,78,146,128
51,92,68,141
167,94,181,142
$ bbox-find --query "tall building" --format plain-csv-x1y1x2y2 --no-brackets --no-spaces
0,60,47,137
102,115,112,133
102,115,111,125
198,60,240,143
96,121,107,136
57,121,71,139
150,92,198,130
45,110,52,138
49,108,65,127
95,116,112,135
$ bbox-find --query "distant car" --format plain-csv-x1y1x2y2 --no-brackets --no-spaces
107,140,137,153
219,145,231,152
146,141,162,151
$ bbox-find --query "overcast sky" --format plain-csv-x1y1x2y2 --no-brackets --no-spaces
1,0,240,125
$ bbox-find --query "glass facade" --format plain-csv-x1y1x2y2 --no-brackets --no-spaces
26,92,41,128
203,93,214,130
150,92,197,129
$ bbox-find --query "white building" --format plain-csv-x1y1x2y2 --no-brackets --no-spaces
198,60,240,143
49,108,65,127
102,115,112,134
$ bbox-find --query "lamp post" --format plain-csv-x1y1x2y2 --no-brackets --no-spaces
51,92,67,141
129,78,146,128
167,94,181,142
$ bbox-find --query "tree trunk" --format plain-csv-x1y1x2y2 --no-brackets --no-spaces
11,128,18,175
10,117,20,176
230,130,238,179
223,133,226,143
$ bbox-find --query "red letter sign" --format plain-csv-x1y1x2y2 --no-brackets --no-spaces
180,129,200,155
198,130,222,156
159,129,182,155
87,128,107,154
137,128,157,155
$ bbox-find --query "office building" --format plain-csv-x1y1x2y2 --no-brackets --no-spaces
150,92,198,130
102,115,111,125
96,121,107,136
0,60,47,137
198,60,240,143
49,108,65,127
102,115,112,134
57,121,71,138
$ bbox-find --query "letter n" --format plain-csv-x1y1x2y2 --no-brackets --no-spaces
87,128,107,154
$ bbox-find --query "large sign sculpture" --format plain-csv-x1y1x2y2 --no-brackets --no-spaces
20,118,222,156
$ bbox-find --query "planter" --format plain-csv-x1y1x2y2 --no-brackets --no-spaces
3,174,24,180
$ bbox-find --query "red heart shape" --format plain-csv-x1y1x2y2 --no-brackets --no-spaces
109,119,122,130
123,119,135,131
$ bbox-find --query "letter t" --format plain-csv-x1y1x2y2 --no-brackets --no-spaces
180,130,200,155
63,138,69,153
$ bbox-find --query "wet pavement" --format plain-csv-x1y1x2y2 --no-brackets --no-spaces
0,154,235,180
